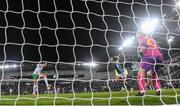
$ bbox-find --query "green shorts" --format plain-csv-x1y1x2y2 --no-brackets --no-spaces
32,74,39,79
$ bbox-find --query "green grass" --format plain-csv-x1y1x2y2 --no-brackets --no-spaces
0,88,180,105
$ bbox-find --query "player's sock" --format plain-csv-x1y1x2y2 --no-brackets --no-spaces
136,92,145,96
36,85,39,95
156,91,160,96
33,84,37,94
152,74,161,92
120,87,125,92
44,75,49,87
137,73,146,93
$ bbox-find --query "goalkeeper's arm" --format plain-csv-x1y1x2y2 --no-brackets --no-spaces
138,46,146,53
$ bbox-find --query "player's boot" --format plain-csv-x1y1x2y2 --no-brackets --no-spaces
47,85,51,90
156,91,160,96
136,92,145,97
120,87,125,92
32,93,36,96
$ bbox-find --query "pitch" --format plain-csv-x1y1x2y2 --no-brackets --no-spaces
1,88,180,105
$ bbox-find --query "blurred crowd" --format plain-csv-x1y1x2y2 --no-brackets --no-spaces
1,77,180,95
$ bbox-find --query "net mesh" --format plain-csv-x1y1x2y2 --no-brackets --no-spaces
0,0,180,105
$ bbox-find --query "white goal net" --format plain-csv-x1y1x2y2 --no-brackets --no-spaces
0,0,180,105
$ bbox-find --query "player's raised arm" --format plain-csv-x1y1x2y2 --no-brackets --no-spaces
40,61,47,68
136,32,148,53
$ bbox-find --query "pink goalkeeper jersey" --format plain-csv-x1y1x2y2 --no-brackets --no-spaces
138,36,163,58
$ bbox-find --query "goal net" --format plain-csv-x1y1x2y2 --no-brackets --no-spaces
0,0,180,105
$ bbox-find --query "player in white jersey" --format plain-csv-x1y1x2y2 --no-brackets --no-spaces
32,61,50,95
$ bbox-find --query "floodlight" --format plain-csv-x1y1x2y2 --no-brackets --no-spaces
167,39,173,42
119,36,135,51
118,47,123,51
4,65,10,68
122,37,134,47
77,63,81,66
168,36,175,43
176,0,180,7
83,62,98,67
13,64,17,68
131,36,135,40
0,64,18,69
122,39,130,47
141,18,159,34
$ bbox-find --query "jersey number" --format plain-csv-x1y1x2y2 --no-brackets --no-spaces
147,38,157,48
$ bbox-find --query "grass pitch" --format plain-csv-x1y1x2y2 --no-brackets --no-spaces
0,88,180,105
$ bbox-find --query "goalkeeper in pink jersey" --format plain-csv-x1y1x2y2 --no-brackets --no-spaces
136,32,163,96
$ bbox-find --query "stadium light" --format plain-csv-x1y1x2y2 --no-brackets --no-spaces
0,64,18,69
119,36,135,51
83,62,98,67
167,36,175,43
0,65,9,69
0,66,4,68
13,64,17,68
176,0,180,7
140,18,159,34
118,47,123,50
167,39,173,42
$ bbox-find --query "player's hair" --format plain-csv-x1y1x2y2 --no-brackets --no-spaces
112,56,119,61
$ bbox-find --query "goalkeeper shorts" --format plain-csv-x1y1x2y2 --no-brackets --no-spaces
140,56,162,72
32,74,39,79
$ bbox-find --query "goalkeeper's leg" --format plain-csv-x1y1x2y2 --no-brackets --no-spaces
137,68,146,96
152,72,161,95
152,58,162,95
136,57,156,96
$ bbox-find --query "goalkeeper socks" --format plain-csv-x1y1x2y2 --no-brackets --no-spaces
137,73,146,93
152,74,161,91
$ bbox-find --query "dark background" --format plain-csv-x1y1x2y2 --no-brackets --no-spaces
0,0,179,63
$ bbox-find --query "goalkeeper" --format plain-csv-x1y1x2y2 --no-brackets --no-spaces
136,32,163,96
32,61,50,95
